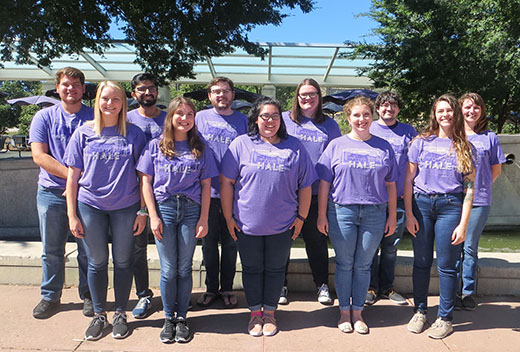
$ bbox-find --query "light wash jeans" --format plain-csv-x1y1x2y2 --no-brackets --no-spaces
327,200,387,311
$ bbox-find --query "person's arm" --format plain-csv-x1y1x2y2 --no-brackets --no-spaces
317,180,331,236
220,174,241,241
66,166,84,238
196,178,212,239
491,164,502,183
451,171,475,245
404,162,419,237
32,142,68,179
289,186,312,240
140,172,161,239
384,181,397,237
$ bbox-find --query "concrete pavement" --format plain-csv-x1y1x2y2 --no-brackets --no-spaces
2,284,520,352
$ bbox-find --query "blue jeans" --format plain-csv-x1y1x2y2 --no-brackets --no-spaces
37,186,89,302
370,199,406,293
412,193,463,320
456,205,490,296
155,195,200,319
202,198,237,293
78,201,139,313
236,230,293,311
327,200,387,311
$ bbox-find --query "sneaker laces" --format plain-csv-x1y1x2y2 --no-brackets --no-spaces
163,318,175,333
318,284,329,296
135,297,151,310
89,314,107,328
262,314,276,326
113,312,127,325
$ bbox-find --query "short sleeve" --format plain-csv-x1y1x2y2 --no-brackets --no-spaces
200,147,219,181
28,110,49,144
297,144,318,188
316,143,334,183
385,147,398,182
63,129,84,170
221,139,241,181
136,140,155,177
407,138,421,164
490,133,506,165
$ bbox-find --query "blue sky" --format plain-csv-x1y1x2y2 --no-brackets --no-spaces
247,0,379,44
109,0,379,44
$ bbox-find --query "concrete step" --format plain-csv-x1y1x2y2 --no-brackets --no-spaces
1,240,519,296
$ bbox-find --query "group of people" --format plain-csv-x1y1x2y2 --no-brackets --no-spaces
29,67,505,342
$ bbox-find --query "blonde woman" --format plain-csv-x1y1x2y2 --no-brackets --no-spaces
405,94,475,339
65,81,147,341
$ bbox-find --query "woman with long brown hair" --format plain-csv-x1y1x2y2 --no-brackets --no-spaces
455,93,505,311
137,96,217,343
405,94,475,339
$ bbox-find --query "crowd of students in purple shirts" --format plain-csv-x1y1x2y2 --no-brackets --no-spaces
29,67,505,342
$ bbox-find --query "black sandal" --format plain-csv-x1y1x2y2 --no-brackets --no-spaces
221,291,238,308
196,292,218,307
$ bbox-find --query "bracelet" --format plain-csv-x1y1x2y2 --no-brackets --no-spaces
296,214,306,222
136,209,148,217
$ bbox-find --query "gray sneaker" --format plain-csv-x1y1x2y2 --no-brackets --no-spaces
407,311,427,334
112,312,129,339
427,317,453,339
381,290,407,305
365,289,377,305
85,313,108,341
317,284,333,305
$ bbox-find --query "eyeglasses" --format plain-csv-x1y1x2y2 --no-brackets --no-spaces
135,85,157,93
210,89,232,95
259,113,281,121
298,92,319,99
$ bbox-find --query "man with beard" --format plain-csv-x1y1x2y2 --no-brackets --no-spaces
195,77,248,308
127,73,167,318
366,91,417,306
29,67,93,319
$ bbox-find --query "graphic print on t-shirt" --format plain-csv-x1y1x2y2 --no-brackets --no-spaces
297,123,327,143
420,145,456,170
85,136,131,161
157,151,199,175
203,120,238,145
251,148,292,172
341,148,383,169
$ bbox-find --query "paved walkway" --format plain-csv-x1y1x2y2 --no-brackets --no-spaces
2,285,520,352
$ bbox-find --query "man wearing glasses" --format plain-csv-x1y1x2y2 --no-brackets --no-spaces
127,73,167,319
195,77,248,308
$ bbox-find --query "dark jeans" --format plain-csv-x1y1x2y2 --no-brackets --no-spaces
284,196,329,288
412,193,463,320
201,198,237,293
370,198,406,293
133,221,153,299
237,229,294,311
37,186,89,302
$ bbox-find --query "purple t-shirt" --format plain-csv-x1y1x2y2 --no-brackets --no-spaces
137,139,218,204
408,136,464,194
282,112,341,195
221,135,317,236
64,123,146,211
317,135,397,205
469,131,506,206
127,109,166,142
370,121,417,198
195,108,248,198
29,104,93,189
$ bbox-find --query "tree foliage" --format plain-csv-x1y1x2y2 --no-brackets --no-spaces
353,0,520,132
0,81,41,133
1,0,313,84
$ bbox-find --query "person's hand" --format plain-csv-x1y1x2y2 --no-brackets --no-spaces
149,216,163,240
290,218,304,240
317,215,329,236
406,214,419,237
225,217,241,241
195,219,208,239
69,216,84,239
384,216,397,237
451,224,467,245
133,215,147,236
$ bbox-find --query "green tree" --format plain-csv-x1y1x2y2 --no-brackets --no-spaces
353,0,520,132
1,0,313,84
0,81,42,132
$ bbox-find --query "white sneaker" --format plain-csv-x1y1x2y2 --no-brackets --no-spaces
407,311,427,334
278,286,288,305
317,284,333,305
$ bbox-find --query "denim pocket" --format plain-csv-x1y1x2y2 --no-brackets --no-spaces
446,193,463,206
